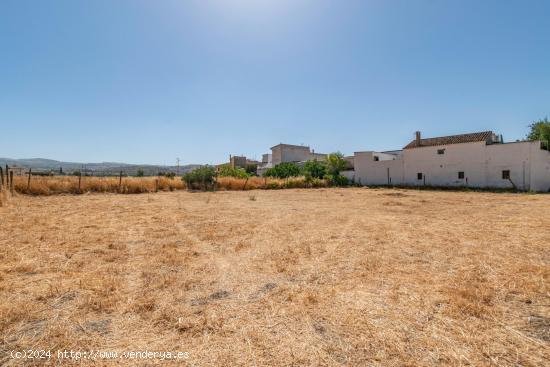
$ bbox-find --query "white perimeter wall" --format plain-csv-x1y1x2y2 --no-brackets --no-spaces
354,141,550,191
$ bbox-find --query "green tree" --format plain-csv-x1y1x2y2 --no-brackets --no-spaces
323,152,349,187
183,166,217,190
527,117,550,144
218,165,249,178
325,152,347,177
301,160,326,179
263,162,301,179
136,169,144,177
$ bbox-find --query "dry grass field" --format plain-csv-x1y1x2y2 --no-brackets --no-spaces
1,188,548,366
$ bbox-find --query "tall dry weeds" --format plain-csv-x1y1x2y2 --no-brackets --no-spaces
10,175,330,195
12,176,186,195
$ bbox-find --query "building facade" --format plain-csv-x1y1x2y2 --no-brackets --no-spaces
353,131,550,192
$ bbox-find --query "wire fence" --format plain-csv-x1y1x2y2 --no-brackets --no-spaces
0,164,187,195
1,164,185,177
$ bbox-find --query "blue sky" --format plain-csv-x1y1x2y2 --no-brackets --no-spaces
1,0,548,165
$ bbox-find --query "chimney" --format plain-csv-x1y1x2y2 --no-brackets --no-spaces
415,131,421,146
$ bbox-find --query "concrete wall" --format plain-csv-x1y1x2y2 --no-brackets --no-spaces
344,156,355,170
230,156,247,169
262,154,272,164
527,143,550,192
402,141,487,187
354,141,550,191
309,153,327,161
341,170,355,181
271,145,311,165
354,152,404,186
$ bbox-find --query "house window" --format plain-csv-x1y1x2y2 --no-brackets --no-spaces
417,173,423,180
437,149,445,155
373,156,379,161
458,172,465,179
502,170,510,180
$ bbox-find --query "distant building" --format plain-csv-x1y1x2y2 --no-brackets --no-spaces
216,155,260,174
229,155,248,169
257,143,327,175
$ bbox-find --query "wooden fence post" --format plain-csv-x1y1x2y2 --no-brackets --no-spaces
9,171,14,194
0,166,3,191
78,172,82,193
119,171,123,192
27,168,32,190
5,165,9,188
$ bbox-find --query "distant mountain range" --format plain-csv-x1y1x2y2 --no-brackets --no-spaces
0,158,201,176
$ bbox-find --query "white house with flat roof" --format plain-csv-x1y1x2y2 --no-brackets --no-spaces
353,131,550,192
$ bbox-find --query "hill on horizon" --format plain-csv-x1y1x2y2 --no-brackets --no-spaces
0,157,201,176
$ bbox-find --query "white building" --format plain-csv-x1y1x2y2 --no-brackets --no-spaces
353,131,550,192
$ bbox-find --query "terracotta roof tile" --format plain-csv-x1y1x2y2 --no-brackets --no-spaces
404,131,494,149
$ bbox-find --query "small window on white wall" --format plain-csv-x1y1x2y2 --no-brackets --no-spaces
437,149,445,155
458,172,465,179
417,173,423,180
502,170,510,179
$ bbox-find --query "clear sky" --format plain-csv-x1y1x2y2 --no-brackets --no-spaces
1,0,548,165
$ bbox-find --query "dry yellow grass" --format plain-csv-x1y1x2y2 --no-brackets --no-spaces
9,175,327,196
216,176,328,190
0,188,548,366
11,176,186,195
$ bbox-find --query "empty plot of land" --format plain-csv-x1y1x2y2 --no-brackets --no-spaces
0,189,548,366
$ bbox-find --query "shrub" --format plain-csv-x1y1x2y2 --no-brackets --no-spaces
136,169,145,177
218,165,249,179
245,163,258,175
302,160,326,179
182,166,217,191
263,162,301,179
325,152,347,177
325,174,349,187
324,152,350,186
